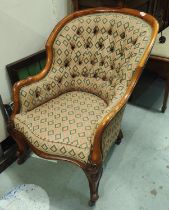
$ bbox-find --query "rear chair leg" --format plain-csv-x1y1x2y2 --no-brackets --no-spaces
162,79,169,113
16,145,29,165
8,122,28,165
115,130,123,145
14,134,28,164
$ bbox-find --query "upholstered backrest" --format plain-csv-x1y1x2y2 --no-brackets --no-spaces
19,12,152,112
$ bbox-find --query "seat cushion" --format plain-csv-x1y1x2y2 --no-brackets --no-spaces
151,26,169,58
14,91,107,163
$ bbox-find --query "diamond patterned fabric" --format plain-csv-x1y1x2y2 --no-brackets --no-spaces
102,108,124,160
19,13,152,112
14,12,153,163
15,91,107,163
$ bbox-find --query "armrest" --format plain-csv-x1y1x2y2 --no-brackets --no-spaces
16,76,57,113
11,46,53,120
90,94,125,165
90,66,143,165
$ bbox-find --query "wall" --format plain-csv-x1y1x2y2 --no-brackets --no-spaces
0,0,71,142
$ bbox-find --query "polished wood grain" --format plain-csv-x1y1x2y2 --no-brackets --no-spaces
9,8,159,205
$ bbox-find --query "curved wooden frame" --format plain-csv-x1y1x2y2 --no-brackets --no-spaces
9,7,159,206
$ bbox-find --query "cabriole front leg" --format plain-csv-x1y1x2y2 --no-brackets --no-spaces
14,132,28,164
84,163,103,206
115,129,123,145
7,121,28,164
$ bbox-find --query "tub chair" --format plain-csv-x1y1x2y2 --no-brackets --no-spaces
8,8,158,206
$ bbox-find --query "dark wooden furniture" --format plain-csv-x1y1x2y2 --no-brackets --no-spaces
0,95,17,173
147,56,169,112
0,137,17,173
8,8,158,206
72,0,169,30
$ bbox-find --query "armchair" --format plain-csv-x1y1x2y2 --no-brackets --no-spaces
8,8,158,206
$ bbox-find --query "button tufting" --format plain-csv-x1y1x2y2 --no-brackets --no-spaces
58,77,62,83
120,51,124,56
35,90,40,98
46,84,51,91
71,73,76,78
98,42,103,49
110,46,114,52
85,42,90,49
70,43,75,50
94,73,98,78
108,28,112,35
100,60,104,66
102,76,106,81
91,60,95,65
76,28,81,35
110,64,114,70
64,59,69,67
79,60,82,65
93,26,99,35
120,32,125,39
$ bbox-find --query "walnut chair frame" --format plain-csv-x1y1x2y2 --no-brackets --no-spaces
8,8,158,206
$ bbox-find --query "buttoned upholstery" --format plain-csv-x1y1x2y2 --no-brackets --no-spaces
14,12,153,162
19,13,151,113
